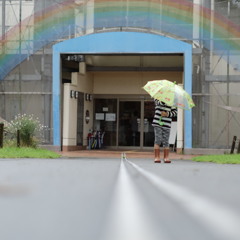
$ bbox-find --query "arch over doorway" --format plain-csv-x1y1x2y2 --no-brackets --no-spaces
53,31,192,150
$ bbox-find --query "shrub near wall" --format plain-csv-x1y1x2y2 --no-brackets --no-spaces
5,114,46,148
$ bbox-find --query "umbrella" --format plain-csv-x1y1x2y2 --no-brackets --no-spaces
143,79,195,110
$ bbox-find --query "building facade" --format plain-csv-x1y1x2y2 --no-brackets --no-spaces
1,0,240,152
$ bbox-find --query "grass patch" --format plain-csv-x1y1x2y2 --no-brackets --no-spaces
192,154,240,164
0,147,61,159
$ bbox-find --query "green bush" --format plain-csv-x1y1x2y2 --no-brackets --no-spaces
5,114,46,148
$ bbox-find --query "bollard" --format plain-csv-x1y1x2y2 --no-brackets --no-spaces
0,123,4,148
230,136,237,154
17,130,20,147
237,140,240,154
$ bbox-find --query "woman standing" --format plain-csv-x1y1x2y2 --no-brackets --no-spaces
152,99,177,163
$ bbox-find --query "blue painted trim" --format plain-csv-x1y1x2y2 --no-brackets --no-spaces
184,50,193,149
54,32,191,54
52,31,192,149
52,51,61,146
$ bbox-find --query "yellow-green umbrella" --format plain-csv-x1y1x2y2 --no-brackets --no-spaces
143,79,195,110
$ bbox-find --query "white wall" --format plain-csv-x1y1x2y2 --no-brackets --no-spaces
62,71,94,147
62,83,78,146
93,71,182,94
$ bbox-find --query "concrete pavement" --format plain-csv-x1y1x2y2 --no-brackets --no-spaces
1,157,240,240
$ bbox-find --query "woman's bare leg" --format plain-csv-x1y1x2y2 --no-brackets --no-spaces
154,144,161,163
163,148,171,163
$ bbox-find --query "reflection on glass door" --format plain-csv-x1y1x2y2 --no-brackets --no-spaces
119,101,141,146
144,100,155,147
94,99,117,146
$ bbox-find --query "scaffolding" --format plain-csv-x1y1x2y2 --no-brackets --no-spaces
0,0,240,148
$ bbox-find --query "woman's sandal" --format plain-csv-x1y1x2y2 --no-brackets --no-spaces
164,159,171,163
154,159,161,163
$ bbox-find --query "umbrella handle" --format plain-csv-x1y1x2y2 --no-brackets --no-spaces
158,117,164,126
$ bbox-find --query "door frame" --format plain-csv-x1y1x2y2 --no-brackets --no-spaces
53,32,192,150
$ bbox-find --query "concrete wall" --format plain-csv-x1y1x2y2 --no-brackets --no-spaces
208,82,240,148
211,55,239,76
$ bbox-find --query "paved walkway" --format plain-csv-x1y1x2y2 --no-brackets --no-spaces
60,149,199,160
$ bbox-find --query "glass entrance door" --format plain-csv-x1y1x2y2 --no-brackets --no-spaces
93,98,178,149
143,100,155,147
93,98,117,147
118,101,141,147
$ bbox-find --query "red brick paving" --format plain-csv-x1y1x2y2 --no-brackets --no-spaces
60,149,198,160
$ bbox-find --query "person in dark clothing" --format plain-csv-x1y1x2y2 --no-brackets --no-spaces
152,99,177,163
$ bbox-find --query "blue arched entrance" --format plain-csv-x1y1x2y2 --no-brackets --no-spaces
53,32,192,150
